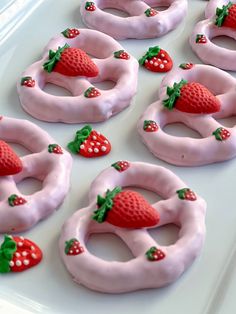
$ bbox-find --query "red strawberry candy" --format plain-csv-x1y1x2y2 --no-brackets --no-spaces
143,120,158,132
176,188,197,201
196,34,207,44
48,144,63,154
212,127,231,141
61,28,80,38
67,125,111,158
93,186,160,228
139,46,173,73
114,50,130,60
20,76,35,87
145,8,158,17
43,44,99,77
0,235,42,273
8,194,27,207
84,87,101,98
179,63,194,70
163,79,221,114
65,238,84,256
216,2,236,28
145,246,165,261
111,161,130,172
85,1,96,11
0,140,23,176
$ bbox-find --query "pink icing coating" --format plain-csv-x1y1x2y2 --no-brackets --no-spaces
59,162,206,293
138,64,236,166
0,116,72,232
190,0,236,70
17,29,138,123
80,0,188,40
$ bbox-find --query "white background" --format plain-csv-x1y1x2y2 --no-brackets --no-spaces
0,0,236,313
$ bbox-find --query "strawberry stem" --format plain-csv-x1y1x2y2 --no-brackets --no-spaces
139,46,161,65
8,194,17,207
176,188,189,200
215,2,232,27
67,125,92,154
0,235,17,273
145,246,157,261
43,43,70,73
93,186,122,223
162,79,187,110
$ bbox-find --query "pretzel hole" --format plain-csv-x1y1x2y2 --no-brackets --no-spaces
8,143,31,157
163,123,201,138
215,116,236,128
92,80,116,91
211,36,236,51
149,224,179,246
151,5,169,11
17,178,42,195
43,83,73,97
87,233,133,261
102,8,129,17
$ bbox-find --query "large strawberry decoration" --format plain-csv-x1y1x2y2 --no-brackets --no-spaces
67,125,111,158
0,140,23,176
176,188,197,201
162,79,221,114
212,127,231,141
65,238,84,256
145,246,165,261
139,46,173,73
0,235,42,273
43,43,99,77
92,186,160,228
111,161,130,172
61,28,80,38
216,2,236,28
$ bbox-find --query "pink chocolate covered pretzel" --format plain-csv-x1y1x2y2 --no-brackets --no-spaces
17,28,138,123
190,1,236,71
0,116,72,232
138,64,236,166
80,0,188,40
59,161,206,293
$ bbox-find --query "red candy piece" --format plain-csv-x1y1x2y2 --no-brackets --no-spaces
93,187,160,228
65,238,84,256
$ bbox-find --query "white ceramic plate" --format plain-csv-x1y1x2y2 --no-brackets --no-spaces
0,0,236,313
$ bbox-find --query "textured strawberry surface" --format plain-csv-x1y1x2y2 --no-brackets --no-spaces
0,140,23,176
53,47,99,77
105,190,159,228
175,82,221,114
222,4,236,28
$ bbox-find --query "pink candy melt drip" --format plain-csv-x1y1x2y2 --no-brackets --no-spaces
59,162,206,293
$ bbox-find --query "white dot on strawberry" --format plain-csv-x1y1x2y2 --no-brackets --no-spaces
80,144,85,150
161,54,165,57
101,146,106,152
154,62,158,66
145,60,148,63
94,148,99,153
163,60,167,64
23,259,30,266
9,261,14,267
91,142,95,146
22,251,27,256
104,140,108,144
15,252,20,257
76,249,79,253
92,136,97,140
69,250,73,254
16,260,22,267
96,142,100,146
20,236,24,240
31,253,37,259
159,64,164,69
18,242,23,247
31,246,35,250
150,60,153,64
88,148,93,153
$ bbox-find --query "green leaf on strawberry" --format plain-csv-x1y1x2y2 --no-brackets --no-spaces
215,2,232,27
145,246,165,261
163,80,187,110
176,188,197,201
212,127,231,141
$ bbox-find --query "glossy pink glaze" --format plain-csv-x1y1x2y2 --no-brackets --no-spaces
138,64,236,166
190,0,236,70
0,116,72,232
80,0,188,39
59,162,206,293
17,29,138,123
